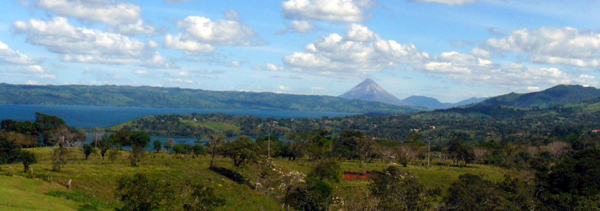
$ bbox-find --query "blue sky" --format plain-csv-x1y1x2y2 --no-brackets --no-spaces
1,0,600,103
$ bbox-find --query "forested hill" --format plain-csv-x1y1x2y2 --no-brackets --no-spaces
476,84,600,108
0,83,423,113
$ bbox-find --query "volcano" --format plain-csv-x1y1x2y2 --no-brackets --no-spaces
339,78,403,105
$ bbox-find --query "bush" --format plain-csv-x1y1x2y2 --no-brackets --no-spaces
309,159,342,182
285,178,333,211
116,173,176,211
370,166,430,211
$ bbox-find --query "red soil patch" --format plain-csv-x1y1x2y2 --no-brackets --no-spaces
343,172,376,181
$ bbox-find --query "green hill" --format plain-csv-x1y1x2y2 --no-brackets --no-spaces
0,83,423,114
477,84,600,108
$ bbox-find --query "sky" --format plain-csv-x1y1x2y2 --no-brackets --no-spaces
1,0,600,103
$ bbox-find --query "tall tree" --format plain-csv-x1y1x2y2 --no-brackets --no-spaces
206,134,225,168
129,132,150,167
221,136,261,168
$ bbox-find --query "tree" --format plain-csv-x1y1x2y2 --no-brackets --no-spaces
370,166,431,211
46,124,85,147
205,134,226,168
129,132,150,166
153,140,162,153
443,174,511,211
285,178,333,211
93,135,113,164
221,136,261,168
537,148,600,210
83,144,95,160
165,139,175,153
0,135,21,164
116,173,176,211
282,132,307,161
52,146,71,171
447,138,474,167
173,144,187,155
20,150,37,173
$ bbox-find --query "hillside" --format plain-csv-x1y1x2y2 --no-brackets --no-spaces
0,83,422,114
477,84,600,108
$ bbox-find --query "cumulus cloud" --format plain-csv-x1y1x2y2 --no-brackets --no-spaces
486,27,600,68
35,0,141,25
412,51,597,90
12,17,174,68
164,10,263,53
408,0,478,6
283,23,430,77
0,41,39,65
106,20,155,36
175,13,259,46
0,65,55,80
282,0,376,22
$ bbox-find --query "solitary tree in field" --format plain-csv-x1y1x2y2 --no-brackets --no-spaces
165,139,175,153
206,134,226,168
94,135,113,164
153,140,162,153
83,144,95,160
20,150,37,173
129,132,150,167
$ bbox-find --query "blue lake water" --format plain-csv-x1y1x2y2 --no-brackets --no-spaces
0,104,356,129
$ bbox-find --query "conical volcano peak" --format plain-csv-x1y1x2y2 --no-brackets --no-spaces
339,78,402,105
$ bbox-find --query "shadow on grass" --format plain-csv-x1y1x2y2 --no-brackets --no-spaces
209,166,248,185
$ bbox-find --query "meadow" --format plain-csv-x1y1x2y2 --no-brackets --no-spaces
0,147,515,211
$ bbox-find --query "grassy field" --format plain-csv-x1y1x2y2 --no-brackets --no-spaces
0,147,518,210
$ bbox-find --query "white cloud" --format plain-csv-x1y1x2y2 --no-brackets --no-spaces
163,10,263,54
35,0,141,25
408,0,478,6
289,21,315,33
164,34,215,54
174,14,259,46
277,20,316,34
412,51,598,90
106,20,155,36
0,65,55,80
486,27,600,68
282,0,375,22
254,63,285,71
470,47,491,59
12,17,174,68
0,41,38,65
283,24,430,77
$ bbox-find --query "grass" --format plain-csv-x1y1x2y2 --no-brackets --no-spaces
180,120,241,133
0,176,80,210
0,148,520,211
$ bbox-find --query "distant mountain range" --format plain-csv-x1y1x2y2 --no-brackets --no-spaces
0,83,423,114
339,78,487,109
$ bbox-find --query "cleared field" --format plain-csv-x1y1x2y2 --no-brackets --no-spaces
0,147,518,210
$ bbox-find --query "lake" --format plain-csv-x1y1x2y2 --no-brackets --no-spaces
0,104,357,128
